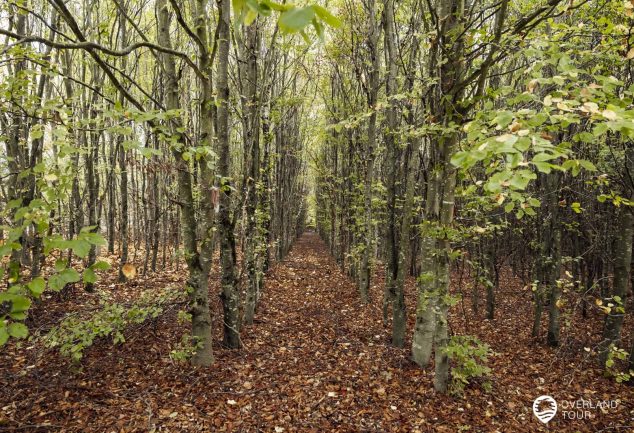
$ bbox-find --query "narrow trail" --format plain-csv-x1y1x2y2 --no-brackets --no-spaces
2,232,631,432
238,231,423,431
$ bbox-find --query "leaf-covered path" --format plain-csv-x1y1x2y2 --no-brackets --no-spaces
235,230,425,432
1,232,632,432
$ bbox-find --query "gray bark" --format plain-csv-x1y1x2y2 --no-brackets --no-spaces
358,0,381,304
157,0,214,366
217,0,241,349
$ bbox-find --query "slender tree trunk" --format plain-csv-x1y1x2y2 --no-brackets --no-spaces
217,0,241,348
358,0,381,304
412,0,466,393
261,103,272,273
241,22,262,325
486,243,498,320
156,0,213,366
84,84,100,291
382,0,406,347
150,135,161,272
107,143,117,254
531,170,562,345
411,162,438,367
117,10,129,282
600,149,634,363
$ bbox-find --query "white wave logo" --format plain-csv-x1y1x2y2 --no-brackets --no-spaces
533,395,557,424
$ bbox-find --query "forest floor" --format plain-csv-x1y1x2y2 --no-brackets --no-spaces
1,232,633,432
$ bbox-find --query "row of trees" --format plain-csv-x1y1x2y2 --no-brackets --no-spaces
0,0,325,365
315,0,634,391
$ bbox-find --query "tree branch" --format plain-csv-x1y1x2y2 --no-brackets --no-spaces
168,0,206,53
0,16,205,80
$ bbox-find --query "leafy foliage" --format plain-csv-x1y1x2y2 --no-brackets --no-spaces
445,336,492,397
233,0,341,41
45,287,180,362
604,345,633,384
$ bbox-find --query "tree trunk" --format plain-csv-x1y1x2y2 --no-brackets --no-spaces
411,171,438,367
358,0,381,304
117,10,129,282
382,0,406,347
156,0,213,366
217,0,241,349
600,148,634,363
241,21,262,326
412,0,466,394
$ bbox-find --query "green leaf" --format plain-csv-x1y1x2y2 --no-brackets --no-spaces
83,268,97,284
261,0,290,11
533,161,551,173
244,8,258,25
578,159,596,171
80,232,106,246
70,239,91,258
492,111,514,128
574,132,594,143
7,198,23,209
233,0,246,17
49,274,64,292
122,140,141,151
528,198,541,207
31,127,44,140
509,170,536,190
54,259,67,272
27,277,46,296
11,295,31,313
593,122,609,137
91,261,111,271
138,147,162,158
279,6,315,33
450,151,474,169
0,327,8,346
514,137,531,152
245,0,272,16
60,268,81,284
7,284,25,295
312,17,324,41
561,160,576,171
311,5,341,28
532,153,556,162
527,112,548,127
8,322,28,339
0,244,14,257
300,30,311,44
9,312,27,321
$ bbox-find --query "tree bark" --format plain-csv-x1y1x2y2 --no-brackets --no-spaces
358,0,381,304
156,0,214,366
217,0,241,349
600,148,634,363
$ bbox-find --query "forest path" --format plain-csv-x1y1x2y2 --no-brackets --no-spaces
7,232,623,432
234,230,423,431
